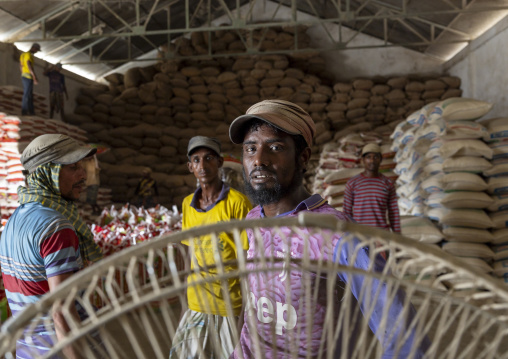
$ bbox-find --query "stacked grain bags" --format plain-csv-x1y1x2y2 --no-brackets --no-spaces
0,86,48,117
392,97,497,283
0,112,90,221
478,117,508,282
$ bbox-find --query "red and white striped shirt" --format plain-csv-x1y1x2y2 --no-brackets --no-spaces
343,173,401,232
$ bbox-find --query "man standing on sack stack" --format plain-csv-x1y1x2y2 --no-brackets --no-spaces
343,143,401,234
19,43,41,116
0,134,103,359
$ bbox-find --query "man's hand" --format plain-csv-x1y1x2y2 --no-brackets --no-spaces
48,273,82,359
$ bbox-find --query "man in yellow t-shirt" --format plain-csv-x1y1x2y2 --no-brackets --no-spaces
19,43,41,116
170,136,252,359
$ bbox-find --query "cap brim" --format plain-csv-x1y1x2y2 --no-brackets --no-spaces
53,147,97,165
229,114,300,144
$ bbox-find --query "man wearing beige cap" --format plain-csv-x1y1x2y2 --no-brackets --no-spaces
170,136,252,359
343,143,400,234
228,100,428,358
0,134,102,358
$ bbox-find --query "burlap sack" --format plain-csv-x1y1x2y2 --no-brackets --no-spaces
75,94,95,106
303,74,321,87
385,89,406,100
104,73,123,85
124,136,143,148
124,67,142,88
172,87,191,100
351,90,371,98
233,58,255,71
154,72,170,84
440,76,461,89
275,87,294,98
331,93,350,103
223,80,240,89
422,89,445,99
371,84,390,95
160,135,178,147
308,103,327,113
326,103,348,112
201,67,221,77
405,81,425,92
217,72,237,84
160,146,178,157
291,93,310,103
204,93,225,104
441,89,463,100
424,79,446,90
333,83,352,93
189,85,208,94
140,147,159,156
260,78,280,87
191,94,209,104
346,108,367,120
387,77,407,89
348,98,369,110
254,60,272,70
352,79,374,90
226,88,244,98
119,88,139,100
169,78,189,88
260,87,277,98
66,114,93,125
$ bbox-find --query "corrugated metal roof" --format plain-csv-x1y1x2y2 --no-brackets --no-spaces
1,0,507,81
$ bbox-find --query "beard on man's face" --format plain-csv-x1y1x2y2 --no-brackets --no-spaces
242,163,304,206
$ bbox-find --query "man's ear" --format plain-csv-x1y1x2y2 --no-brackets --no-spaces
299,147,312,172
187,161,194,173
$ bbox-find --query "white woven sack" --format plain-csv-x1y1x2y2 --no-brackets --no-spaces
441,172,487,192
442,226,493,243
442,242,494,259
328,195,344,207
425,192,446,208
441,191,494,209
431,98,493,121
442,121,489,140
410,203,425,216
425,207,450,222
492,228,508,245
487,176,508,195
442,156,492,173
488,194,508,212
457,257,492,273
490,210,508,229
421,173,444,193
322,184,347,198
440,209,494,229
484,164,508,177
492,243,508,261
424,159,444,176
481,117,508,141
400,216,443,244
493,259,508,276
324,168,363,185
439,139,493,159
489,141,508,160
425,139,443,159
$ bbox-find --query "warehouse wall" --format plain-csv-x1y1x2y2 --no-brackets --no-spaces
0,42,96,118
446,14,508,119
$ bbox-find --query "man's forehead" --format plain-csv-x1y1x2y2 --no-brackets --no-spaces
190,147,219,157
243,122,291,142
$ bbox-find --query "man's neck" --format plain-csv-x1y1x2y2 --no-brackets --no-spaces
197,178,223,210
363,170,380,178
262,186,310,217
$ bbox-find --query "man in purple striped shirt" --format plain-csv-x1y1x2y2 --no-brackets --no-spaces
344,143,401,233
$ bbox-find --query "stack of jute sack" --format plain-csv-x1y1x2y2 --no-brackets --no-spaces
479,118,508,282
391,97,499,279
0,86,47,117
69,28,464,206
0,112,92,221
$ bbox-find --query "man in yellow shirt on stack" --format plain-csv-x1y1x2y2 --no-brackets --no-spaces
19,43,41,116
170,136,252,359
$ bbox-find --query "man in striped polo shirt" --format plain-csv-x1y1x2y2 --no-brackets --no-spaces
0,134,102,358
343,143,401,233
